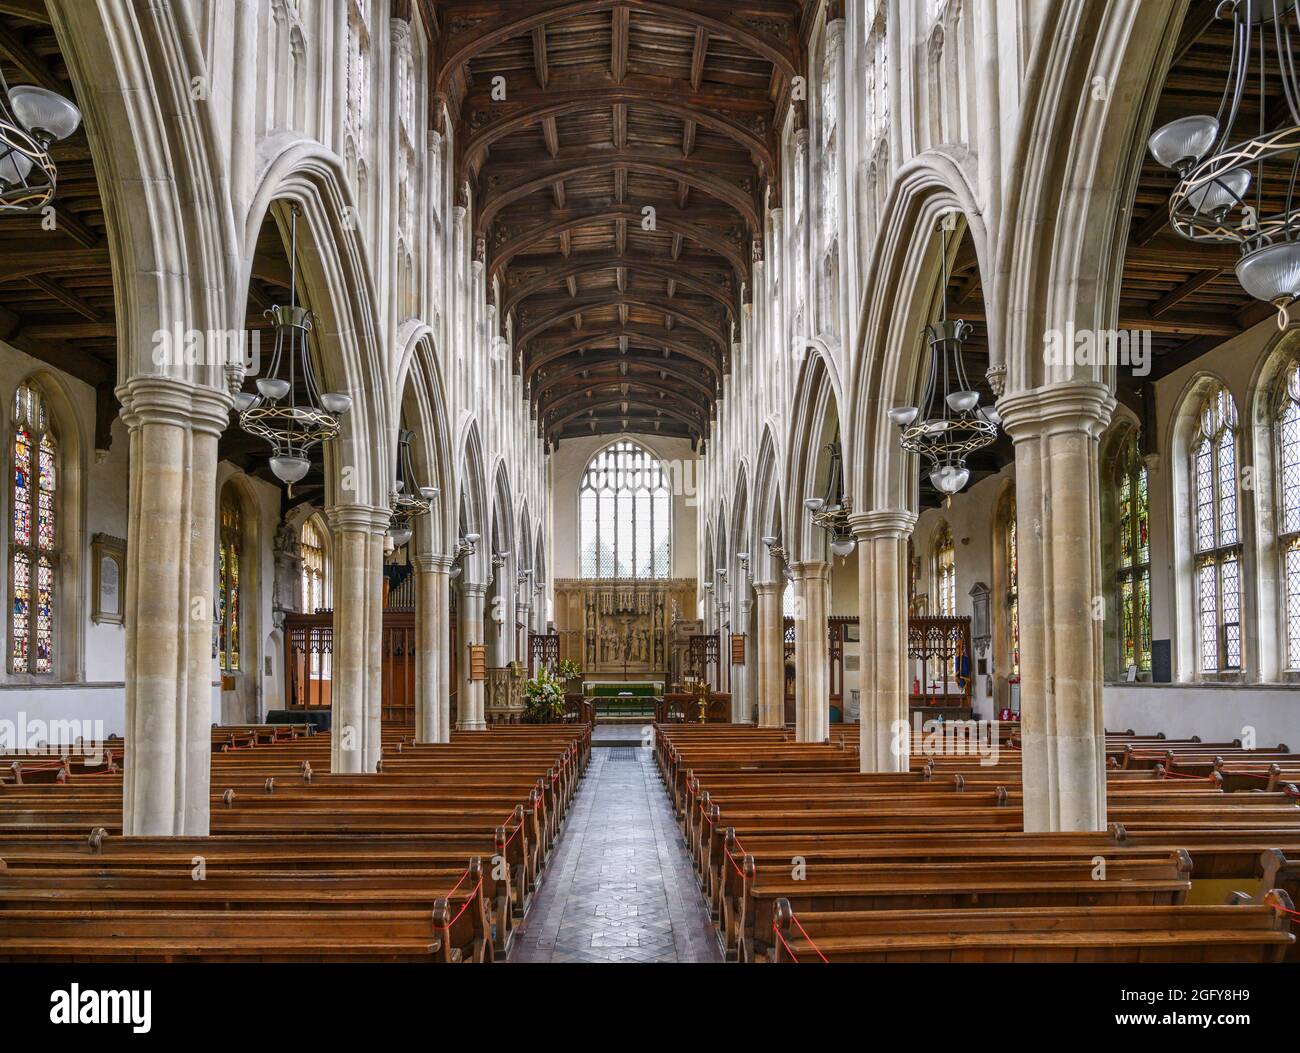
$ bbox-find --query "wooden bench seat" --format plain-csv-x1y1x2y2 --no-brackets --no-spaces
767,895,1296,963
734,853,1193,961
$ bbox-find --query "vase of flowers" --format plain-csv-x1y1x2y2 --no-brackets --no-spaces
555,658,583,696
524,667,566,724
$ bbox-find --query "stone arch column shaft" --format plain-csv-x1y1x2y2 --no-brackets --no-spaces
326,505,389,772
753,580,784,727
850,509,916,773
1001,382,1114,831
791,560,830,742
414,553,453,744
120,378,231,836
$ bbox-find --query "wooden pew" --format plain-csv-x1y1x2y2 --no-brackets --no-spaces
768,893,1297,963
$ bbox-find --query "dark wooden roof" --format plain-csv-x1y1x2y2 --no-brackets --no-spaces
0,2,116,445
424,0,815,448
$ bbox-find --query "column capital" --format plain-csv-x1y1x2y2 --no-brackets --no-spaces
790,559,830,581
116,375,233,437
461,581,488,597
848,509,917,541
998,380,1115,442
413,552,454,573
326,504,391,535
752,580,780,595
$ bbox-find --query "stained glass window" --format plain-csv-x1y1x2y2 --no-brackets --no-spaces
1191,385,1243,674
579,441,671,579
9,382,56,674
935,525,956,617
300,517,328,614
1115,432,1151,674
218,491,242,672
1005,497,1020,678
1276,361,1300,668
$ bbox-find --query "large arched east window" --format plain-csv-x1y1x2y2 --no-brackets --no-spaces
9,382,58,674
1115,432,1152,675
934,524,956,617
217,489,242,672
1191,384,1243,674
579,440,671,579
1275,360,1300,670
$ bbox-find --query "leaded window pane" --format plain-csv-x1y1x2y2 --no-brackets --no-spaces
1197,558,1218,674
1285,540,1300,669
578,441,672,579
10,382,57,675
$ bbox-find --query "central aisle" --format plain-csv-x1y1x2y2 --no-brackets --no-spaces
509,737,722,963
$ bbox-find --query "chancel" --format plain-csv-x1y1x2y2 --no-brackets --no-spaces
1,0,1299,978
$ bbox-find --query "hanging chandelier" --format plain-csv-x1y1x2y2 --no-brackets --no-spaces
236,204,351,487
387,428,438,547
0,70,81,213
888,215,998,495
1148,0,1300,327
803,440,856,556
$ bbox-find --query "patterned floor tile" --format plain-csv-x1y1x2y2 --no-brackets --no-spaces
508,742,722,964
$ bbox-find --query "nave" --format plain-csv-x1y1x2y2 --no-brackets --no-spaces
4,0,1300,997
508,730,720,964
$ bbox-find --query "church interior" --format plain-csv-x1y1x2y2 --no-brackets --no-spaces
2,0,1300,975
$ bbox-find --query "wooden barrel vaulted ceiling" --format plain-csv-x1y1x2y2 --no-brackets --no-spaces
426,0,818,449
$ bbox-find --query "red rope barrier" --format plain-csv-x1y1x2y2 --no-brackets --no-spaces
1161,768,1216,781
788,913,830,962
438,877,484,929
773,912,829,963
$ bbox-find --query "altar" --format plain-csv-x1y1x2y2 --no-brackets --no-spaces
552,578,697,678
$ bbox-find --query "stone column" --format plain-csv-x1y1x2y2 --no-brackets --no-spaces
753,581,784,726
458,581,488,730
791,560,831,742
118,377,230,836
327,505,388,773
414,553,452,744
732,595,753,722
1000,382,1114,832
850,510,916,773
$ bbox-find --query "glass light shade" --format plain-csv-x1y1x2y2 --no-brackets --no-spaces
922,419,951,435
930,464,971,494
1187,167,1251,218
761,535,778,547
888,406,919,427
464,532,481,544
803,497,824,512
449,563,462,579
8,86,82,143
269,455,311,483
1235,240,1300,304
320,392,352,415
981,405,1002,427
946,390,980,413
419,486,439,500
829,535,856,558
1147,115,1218,173
0,147,34,186
388,527,412,548
393,479,405,493
256,378,290,400
232,391,257,413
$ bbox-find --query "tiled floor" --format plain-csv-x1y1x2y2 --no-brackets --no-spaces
508,742,723,963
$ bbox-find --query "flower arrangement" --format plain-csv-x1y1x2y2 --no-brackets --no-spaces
524,667,566,723
555,658,582,681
